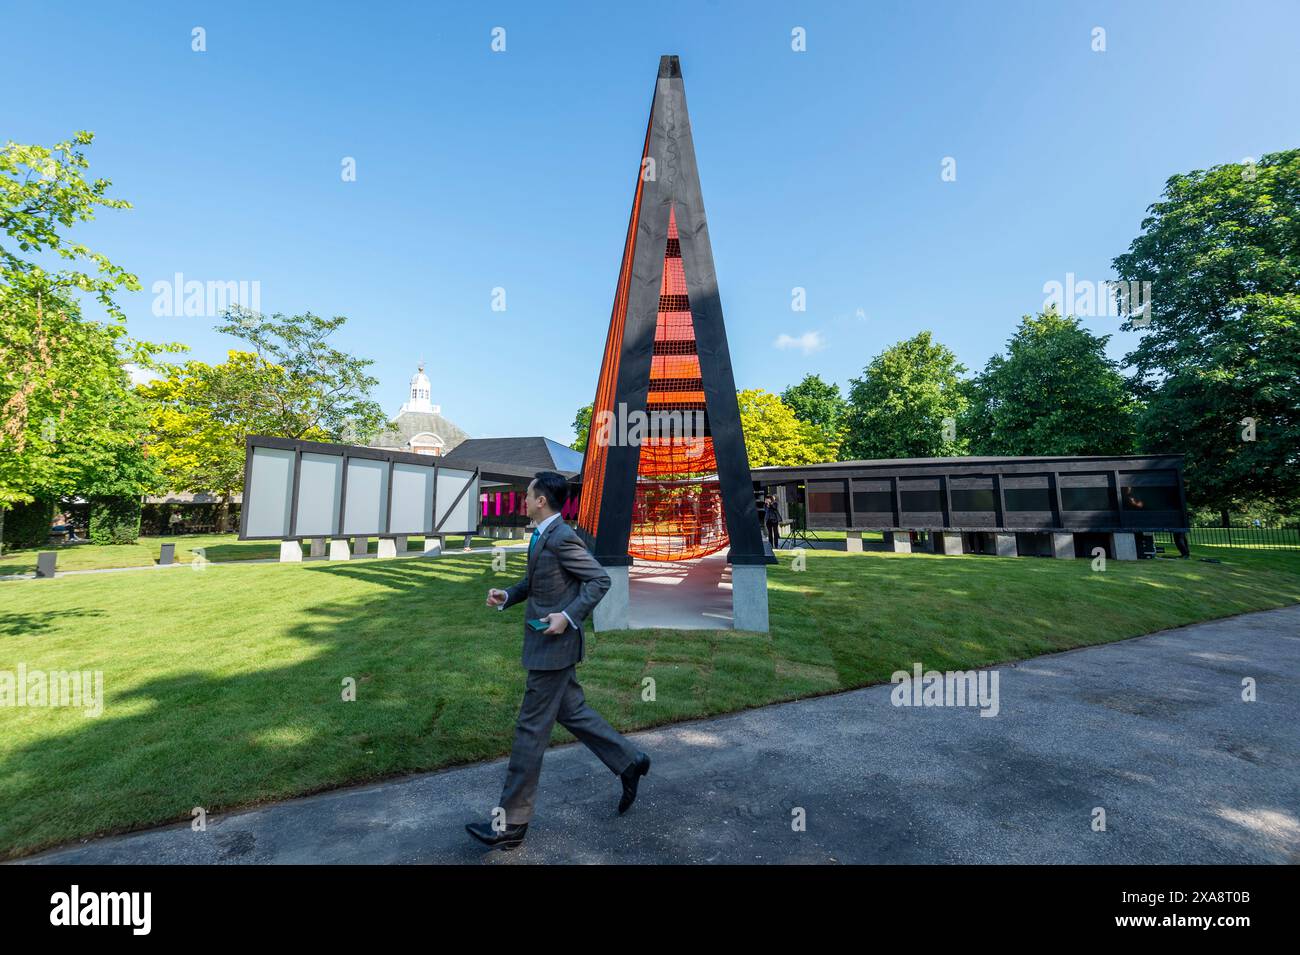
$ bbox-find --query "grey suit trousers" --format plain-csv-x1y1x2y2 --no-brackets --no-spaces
499,664,639,825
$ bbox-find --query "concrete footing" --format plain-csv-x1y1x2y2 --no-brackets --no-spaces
309,537,326,557
394,535,408,552
884,532,912,554
1052,532,1075,559
994,533,1017,557
593,564,630,632
936,532,964,555
377,538,397,559
845,531,863,553
279,540,303,563
1111,532,1138,560
329,539,351,560
351,536,368,557
731,564,770,632
159,542,176,566
36,552,57,578
423,536,443,556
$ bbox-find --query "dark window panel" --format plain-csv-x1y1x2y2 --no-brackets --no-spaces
951,488,997,511
1005,487,1053,511
1061,486,1117,511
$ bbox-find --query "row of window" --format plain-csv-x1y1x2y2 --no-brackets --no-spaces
808,484,1180,515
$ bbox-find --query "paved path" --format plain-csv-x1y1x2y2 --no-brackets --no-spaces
16,606,1300,864
628,552,734,629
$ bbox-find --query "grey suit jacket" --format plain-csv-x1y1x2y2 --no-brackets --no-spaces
502,517,611,670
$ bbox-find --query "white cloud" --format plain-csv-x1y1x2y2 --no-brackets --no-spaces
773,330,825,355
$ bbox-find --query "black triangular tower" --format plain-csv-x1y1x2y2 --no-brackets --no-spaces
578,55,773,631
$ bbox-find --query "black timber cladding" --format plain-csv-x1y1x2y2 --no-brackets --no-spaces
752,454,1189,533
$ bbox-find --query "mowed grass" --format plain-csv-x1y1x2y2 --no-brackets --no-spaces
1,545,1298,858
0,533,513,575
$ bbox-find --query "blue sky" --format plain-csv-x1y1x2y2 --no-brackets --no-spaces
5,0,1299,445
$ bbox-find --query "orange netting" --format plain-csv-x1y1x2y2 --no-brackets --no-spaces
628,207,729,561
577,101,655,542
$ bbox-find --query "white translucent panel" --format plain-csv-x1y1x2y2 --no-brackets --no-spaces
245,447,295,537
294,453,343,537
342,458,389,535
389,462,435,534
435,469,479,534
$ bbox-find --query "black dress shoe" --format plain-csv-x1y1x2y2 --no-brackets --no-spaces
618,751,651,814
465,820,528,850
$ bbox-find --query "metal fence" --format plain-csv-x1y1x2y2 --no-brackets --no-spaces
1153,526,1300,552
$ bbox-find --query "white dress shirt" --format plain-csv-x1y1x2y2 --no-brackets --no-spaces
498,513,575,629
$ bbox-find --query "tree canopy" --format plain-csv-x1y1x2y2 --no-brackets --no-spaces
842,332,968,460
1113,149,1300,511
962,311,1136,456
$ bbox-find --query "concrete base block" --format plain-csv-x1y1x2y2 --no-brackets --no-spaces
394,535,408,552
510,526,525,540
329,539,351,560
885,532,912,554
279,540,303,563
309,537,326,557
994,533,1017,557
730,564,770,632
36,551,57,578
1111,532,1137,561
937,532,964,555
593,564,630,632
159,542,176,566
377,538,397,559
423,536,443,556
1051,532,1076,559
845,531,863,553
351,536,368,557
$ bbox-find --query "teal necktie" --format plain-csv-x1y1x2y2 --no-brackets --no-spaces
529,528,540,555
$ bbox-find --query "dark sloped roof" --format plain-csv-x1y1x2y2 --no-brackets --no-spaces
441,436,583,475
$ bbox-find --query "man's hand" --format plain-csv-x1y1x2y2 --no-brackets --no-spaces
486,588,508,608
542,612,570,635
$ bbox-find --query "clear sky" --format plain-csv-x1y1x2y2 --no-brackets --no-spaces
5,0,1298,445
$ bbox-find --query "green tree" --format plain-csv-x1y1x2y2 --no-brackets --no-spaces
571,403,592,452
962,311,1136,456
219,306,387,443
0,288,165,549
738,388,841,467
1,133,177,549
842,332,968,460
1113,149,1300,513
138,351,333,532
1134,294,1299,518
0,132,140,319
781,373,847,446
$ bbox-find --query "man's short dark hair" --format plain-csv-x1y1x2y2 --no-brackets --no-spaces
532,471,568,511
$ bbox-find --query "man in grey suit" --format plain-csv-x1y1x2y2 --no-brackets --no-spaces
466,470,650,851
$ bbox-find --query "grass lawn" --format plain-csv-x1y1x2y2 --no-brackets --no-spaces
1,543,1298,858
0,533,514,576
